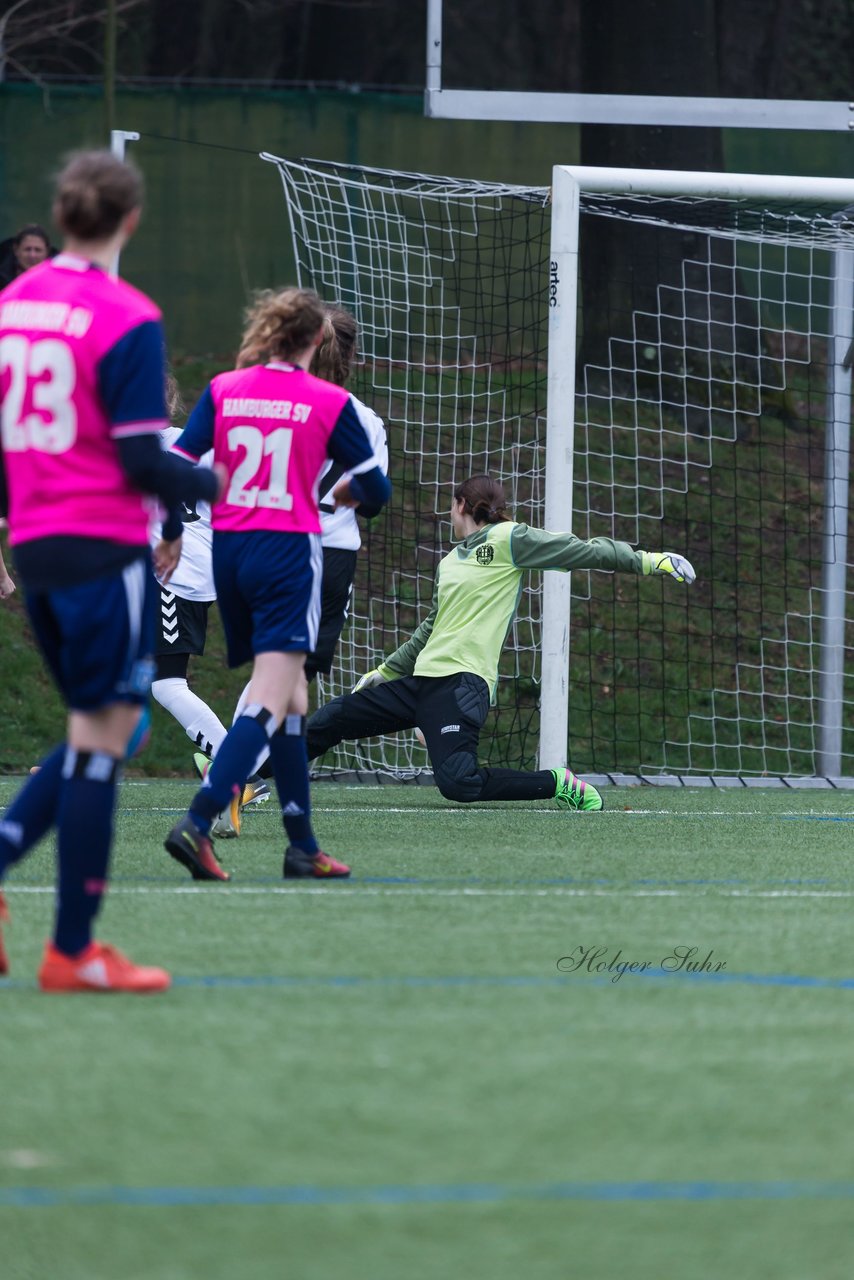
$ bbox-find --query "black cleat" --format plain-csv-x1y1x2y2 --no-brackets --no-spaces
283,847,351,879
165,815,231,882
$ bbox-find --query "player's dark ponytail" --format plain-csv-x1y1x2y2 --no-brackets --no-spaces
454,474,511,524
53,150,143,241
311,306,358,386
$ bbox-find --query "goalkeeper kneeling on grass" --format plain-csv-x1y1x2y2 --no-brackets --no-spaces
307,473,695,811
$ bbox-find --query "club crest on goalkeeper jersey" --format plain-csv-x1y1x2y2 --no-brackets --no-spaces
0,253,168,548
174,362,380,536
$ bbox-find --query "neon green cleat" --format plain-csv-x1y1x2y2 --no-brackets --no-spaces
551,768,604,812
192,751,240,839
192,751,212,782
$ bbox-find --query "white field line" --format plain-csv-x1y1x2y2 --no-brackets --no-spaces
100,806,854,819
4,885,854,899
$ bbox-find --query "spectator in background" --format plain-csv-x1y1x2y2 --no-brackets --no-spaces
0,224,52,290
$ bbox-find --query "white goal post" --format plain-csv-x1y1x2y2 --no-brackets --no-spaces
544,164,854,776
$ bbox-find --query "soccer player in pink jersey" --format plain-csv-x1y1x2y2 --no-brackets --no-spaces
164,286,391,883
0,150,223,992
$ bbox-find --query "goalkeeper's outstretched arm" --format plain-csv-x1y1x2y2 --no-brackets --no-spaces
509,524,695,584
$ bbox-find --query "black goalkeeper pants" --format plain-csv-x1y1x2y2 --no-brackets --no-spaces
306,671,556,804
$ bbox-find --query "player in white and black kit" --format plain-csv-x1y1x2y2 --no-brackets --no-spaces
308,307,388,682
151,425,222,752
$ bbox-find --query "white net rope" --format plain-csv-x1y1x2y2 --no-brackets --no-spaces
574,194,854,776
577,190,854,251
264,155,854,777
265,156,551,776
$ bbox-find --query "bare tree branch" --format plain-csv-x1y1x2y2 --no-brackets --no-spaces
1,0,147,81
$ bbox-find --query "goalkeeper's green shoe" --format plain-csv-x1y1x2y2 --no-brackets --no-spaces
551,768,604,812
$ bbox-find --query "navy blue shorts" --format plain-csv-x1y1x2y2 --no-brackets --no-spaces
25,555,157,712
212,529,323,667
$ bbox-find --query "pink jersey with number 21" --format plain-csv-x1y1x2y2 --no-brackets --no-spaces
203,363,351,535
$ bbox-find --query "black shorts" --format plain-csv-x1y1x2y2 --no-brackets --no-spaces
154,587,212,658
307,670,491,770
305,546,358,679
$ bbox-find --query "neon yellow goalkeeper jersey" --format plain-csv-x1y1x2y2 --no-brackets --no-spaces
380,520,644,698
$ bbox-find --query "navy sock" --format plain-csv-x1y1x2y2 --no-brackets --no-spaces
270,715,318,855
54,749,120,957
190,707,275,833
0,743,65,879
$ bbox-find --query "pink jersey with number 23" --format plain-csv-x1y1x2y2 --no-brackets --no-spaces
0,254,166,547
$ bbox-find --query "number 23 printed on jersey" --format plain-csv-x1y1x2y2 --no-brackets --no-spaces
0,335,77,453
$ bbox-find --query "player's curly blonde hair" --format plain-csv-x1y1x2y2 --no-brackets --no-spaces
236,286,325,368
164,371,184,422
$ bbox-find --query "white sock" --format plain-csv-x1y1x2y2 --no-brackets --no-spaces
232,680,251,724
233,680,270,775
151,677,228,759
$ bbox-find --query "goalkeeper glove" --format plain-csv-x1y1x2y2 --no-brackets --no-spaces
353,664,394,693
642,551,696,585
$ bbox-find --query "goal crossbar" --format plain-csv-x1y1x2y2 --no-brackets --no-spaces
559,167,854,203
424,90,854,133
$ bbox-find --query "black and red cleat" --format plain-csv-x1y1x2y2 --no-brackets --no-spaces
165,815,231,882
283,847,351,879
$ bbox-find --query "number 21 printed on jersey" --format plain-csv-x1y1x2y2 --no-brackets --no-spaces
226,424,295,510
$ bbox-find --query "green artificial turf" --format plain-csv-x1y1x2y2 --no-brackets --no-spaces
2,782,854,1278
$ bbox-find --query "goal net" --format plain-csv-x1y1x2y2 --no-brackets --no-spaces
262,154,854,779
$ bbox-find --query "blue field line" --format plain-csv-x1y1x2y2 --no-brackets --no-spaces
780,814,854,823
630,969,854,990
2,1179,854,1209
178,971,854,991
3,969,854,992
